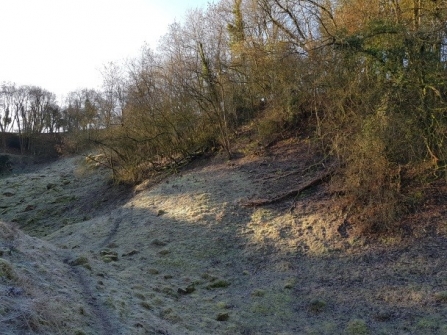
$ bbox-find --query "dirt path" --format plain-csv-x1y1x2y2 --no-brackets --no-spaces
1,143,447,334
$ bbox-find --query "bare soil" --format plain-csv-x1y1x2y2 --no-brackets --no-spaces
1,139,447,334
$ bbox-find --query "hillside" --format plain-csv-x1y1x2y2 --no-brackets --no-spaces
1,138,447,334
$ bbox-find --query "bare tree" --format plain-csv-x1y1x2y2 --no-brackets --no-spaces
0,83,17,151
62,89,101,132
26,87,56,134
100,62,128,127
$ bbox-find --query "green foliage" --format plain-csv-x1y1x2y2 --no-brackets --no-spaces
314,0,447,233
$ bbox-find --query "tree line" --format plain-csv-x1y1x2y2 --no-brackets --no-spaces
3,0,447,232
0,83,120,153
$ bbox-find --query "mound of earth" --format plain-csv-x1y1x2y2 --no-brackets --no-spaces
1,140,447,334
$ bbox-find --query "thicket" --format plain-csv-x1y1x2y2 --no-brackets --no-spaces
5,0,445,234
100,0,447,233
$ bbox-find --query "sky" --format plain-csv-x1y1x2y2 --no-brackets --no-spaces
0,0,211,102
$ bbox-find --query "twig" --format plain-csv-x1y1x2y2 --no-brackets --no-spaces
272,169,301,181
273,158,332,182
242,170,333,207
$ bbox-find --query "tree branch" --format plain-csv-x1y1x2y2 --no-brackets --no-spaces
241,169,333,207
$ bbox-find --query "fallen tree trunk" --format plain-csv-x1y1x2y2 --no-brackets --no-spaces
241,170,333,207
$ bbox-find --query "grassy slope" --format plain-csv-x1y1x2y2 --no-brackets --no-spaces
1,140,447,334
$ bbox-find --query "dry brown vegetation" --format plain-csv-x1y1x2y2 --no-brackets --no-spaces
1,136,447,334
56,0,446,235
2,0,447,333
3,0,447,234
